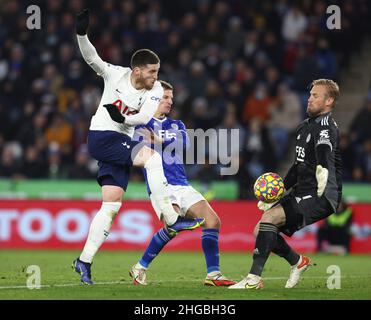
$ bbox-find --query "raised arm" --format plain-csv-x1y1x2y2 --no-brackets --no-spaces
76,9,108,77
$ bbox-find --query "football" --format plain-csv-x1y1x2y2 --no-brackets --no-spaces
254,172,285,203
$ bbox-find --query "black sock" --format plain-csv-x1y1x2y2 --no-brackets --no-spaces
249,223,278,276
272,234,300,266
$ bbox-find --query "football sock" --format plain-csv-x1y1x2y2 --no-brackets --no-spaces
80,202,121,263
272,234,300,266
144,153,178,226
202,229,220,274
250,222,278,276
139,228,173,268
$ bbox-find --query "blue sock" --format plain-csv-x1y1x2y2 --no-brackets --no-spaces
202,228,220,273
139,228,173,268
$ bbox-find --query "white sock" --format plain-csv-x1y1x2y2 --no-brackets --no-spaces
79,202,121,263
207,271,221,278
144,153,178,225
247,273,261,281
135,262,147,270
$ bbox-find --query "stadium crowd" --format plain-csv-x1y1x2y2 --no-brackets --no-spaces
0,0,370,199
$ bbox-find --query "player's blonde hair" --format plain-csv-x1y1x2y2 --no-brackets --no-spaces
310,79,340,108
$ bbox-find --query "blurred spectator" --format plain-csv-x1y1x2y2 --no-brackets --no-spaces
293,46,321,92
20,145,47,179
0,1,369,198
242,83,272,124
317,200,353,254
315,38,337,79
281,6,308,42
267,83,302,161
354,139,371,181
47,143,69,179
68,144,95,180
242,118,276,179
45,113,73,160
0,142,23,178
349,93,371,144
339,133,356,181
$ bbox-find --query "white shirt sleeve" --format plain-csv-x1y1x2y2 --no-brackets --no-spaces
77,35,108,77
124,85,164,126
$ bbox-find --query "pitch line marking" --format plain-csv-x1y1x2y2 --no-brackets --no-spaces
1,275,371,290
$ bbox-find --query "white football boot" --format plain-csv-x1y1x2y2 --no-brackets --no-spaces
285,255,312,288
129,264,148,286
204,272,236,286
228,273,264,289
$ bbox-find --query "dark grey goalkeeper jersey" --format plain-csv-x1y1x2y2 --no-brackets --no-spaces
284,112,342,211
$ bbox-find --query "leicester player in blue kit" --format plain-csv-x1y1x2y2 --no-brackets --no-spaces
106,80,235,286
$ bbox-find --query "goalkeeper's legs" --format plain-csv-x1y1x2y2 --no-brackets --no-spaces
253,222,300,266
230,206,285,289
252,218,310,289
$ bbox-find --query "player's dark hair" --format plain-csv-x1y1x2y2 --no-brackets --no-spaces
159,80,173,91
310,79,340,108
131,49,160,68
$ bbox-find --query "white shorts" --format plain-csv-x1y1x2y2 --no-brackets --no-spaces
150,185,205,220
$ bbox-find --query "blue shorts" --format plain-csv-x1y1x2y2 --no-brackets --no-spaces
87,130,143,191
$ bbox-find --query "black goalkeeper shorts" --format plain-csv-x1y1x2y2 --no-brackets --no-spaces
278,193,334,237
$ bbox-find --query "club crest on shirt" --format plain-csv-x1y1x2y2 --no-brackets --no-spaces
306,133,311,143
171,123,178,130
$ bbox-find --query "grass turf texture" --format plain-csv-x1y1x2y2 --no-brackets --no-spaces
0,250,370,300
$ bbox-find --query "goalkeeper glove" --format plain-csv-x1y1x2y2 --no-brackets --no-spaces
76,9,90,35
103,104,126,123
257,200,278,212
316,165,328,197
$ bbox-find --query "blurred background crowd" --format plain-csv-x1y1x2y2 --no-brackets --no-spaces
0,0,371,199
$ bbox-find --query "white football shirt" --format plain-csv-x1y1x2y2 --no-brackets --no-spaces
77,35,163,138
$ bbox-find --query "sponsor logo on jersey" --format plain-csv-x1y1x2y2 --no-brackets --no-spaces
151,96,161,102
295,146,305,161
158,130,176,139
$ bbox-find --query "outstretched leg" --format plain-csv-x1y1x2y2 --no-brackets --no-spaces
133,147,204,233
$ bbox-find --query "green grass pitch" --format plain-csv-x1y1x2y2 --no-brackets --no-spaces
0,250,370,300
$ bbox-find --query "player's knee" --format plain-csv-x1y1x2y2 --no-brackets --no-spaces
260,212,277,225
102,185,123,202
205,212,221,229
144,152,162,171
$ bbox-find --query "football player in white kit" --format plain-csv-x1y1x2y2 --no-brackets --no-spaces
72,9,204,285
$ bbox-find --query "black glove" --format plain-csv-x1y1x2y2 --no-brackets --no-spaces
76,9,90,35
104,104,126,123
